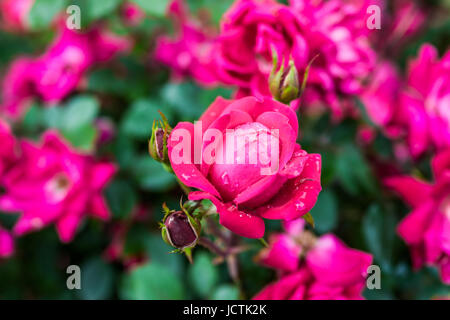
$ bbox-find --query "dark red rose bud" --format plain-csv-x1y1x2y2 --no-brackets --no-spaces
162,211,199,249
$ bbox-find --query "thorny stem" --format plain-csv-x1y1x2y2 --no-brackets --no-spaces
198,237,227,257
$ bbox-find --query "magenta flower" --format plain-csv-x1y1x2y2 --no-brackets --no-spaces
168,96,321,238
154,0,219,85
257,233,302,272
385,150,450,284
0,131,116,242
361,61,401,128
1,26,131,118
0,0,34,31
0,119,16,179
398,44,450,157
0,227,14,258
0,57,36,118
215,0,375,117
254,233,372,300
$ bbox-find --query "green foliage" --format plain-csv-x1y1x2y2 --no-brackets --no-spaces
78,258,115,300
310,190,338,234
105,179,138,219
188,252,219,298
211,285,240,300
131,0,170,17
28,0,68,30
120,262,185,300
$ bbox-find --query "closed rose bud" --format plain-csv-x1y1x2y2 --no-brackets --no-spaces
162,211,199,250
149,112,171,163
269,52,300,105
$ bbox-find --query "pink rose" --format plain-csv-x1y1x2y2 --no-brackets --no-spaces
385,150,450,284
154,0,219,85
0,227,14,258
0,0,34,31
216,0,375,117
31,26,131,103
0,131,116,242
254,233,372,300
168,96,321,238
399,44,450,157
1,26,131,118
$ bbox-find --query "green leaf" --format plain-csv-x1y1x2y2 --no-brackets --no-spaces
86,0,122,20
120,262,184,300
78,258,114,300
188,252,219,298
362,205,396,270
121,99,165,139
131,156,176,191
161,82,203,120
310,190,338,233
61,124,97,152
105,179,138,219
28,0,67,30
144,234,184,275
130,0,170,17
335,144,377,195
62,95,99,132
211,285,240,300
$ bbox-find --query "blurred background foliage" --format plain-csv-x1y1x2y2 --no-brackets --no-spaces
0,0,449,300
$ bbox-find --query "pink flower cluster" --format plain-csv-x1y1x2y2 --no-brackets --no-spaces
385,150,450,284
1,25,131,119
154,0,219,85
0,130,116,245
363,44,450,158
168,96,322,238
155,0,377,117
254,219,373,300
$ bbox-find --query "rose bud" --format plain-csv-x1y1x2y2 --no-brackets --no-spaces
149,112,171,164
161,209,200,250
269,52,300,105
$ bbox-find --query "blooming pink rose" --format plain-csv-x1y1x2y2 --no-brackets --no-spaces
154,0,219,85
0,0,34,31
216,0,375,117
385,150,450,284
0,131,116,242
254,234,372,300
398,44,450,157
1,26,130,118
168,96,321,238
31,26,131,103
0,227,14,258
0,119,16,178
